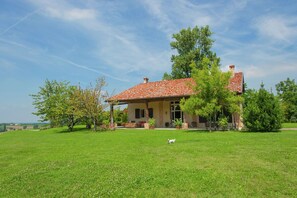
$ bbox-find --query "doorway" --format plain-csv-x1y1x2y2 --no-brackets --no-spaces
170,101,183,122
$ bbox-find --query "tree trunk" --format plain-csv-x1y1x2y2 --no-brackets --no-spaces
93,119,97,131
110,104,114,129
68,115,74,131
208,117,212,132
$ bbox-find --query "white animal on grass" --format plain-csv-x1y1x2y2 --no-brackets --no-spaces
168,139,176,144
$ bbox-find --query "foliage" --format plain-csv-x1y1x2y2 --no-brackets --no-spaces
180,58,243,131
113,108,128,125
164,25,219,79
148,118,156,128
218,116,228,131
162,72,173,80
76,77,109,131
173,118,183,128
31,80,84,131
98,111,110,126
0,124,6,132
1,128,297,197
31,77,109,131
276,78,297,122
243,84,283,132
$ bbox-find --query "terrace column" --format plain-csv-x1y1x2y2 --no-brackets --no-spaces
110,104,114,128
145,100,149,122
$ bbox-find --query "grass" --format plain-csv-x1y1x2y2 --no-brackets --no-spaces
1,127,297,197
282,122,297,128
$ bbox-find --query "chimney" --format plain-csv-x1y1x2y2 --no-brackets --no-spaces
143,77,149,83
229,65,235,76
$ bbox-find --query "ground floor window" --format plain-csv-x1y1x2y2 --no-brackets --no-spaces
135,108,153,119
170,101,183,122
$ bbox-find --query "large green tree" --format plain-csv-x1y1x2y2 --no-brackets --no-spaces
180,58,242,131
31,80,69,127
243,84,282,132
275,78,297,122
76,77,109,131
31,80,84,131
164,25,219,79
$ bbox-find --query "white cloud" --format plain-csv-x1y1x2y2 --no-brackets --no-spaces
26,0,171,81
45,7,96,21
254,15,297,42
27,0,97,21
244,65,266,78
141,0,177,38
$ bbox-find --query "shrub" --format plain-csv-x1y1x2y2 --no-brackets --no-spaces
218,116,228,131
173,118,183,129
148,118,156,128
243,84,283,132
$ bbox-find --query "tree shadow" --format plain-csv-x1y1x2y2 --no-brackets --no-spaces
56,127,90,133
184,130,210,133
240,130,281,133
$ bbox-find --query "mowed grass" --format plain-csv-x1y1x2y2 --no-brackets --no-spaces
0,128,297,197
282,122,297,128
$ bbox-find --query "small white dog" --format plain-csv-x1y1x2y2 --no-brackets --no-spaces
168,139,176,144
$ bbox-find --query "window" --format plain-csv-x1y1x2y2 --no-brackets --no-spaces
141,109,145,118
135,108,153,119
199,116,207,123
149,108,153,118
135,109,140,119
170,101,183,121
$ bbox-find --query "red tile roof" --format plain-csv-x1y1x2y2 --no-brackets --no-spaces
108,72,243,102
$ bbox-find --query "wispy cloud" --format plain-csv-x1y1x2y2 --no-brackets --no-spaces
27,0,171,81
28,0,96,21
0,9,40,36
45,7,96,21
50,55,128,82
0,38,32,50
254,15,297,42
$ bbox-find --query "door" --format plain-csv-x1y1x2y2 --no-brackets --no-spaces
170,101,183,122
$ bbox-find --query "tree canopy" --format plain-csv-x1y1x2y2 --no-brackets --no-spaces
243,84,282,132
163,25,219,79
275,78,297,122
31,77,109,131
180,58,242,131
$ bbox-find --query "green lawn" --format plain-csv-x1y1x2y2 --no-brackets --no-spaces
1,128,297,197
282,122,297,128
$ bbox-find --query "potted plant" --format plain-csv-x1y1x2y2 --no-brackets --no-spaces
148,118,156,129
173,118,183,129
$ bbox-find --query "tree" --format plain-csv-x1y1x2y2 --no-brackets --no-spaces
31,80,84,131
77,77,109,131
164,25,219,79
180,58,242,131
31,80,70,127
243,84,282,132
276,78,297,122
64,86,85,131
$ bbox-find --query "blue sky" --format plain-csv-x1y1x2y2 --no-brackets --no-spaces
0,0,297,123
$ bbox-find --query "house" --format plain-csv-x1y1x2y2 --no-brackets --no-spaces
107,65,244,129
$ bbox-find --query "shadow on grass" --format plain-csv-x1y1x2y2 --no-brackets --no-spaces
56,126,91,133
240,130,281,133
185,130,212,133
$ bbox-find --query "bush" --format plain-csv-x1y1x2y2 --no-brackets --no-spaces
173,118,183,129
243,84,283,132
148,118,155,128
218,117,228,131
